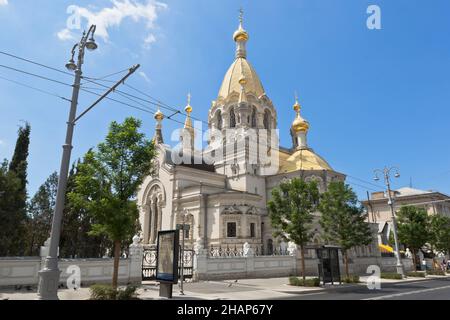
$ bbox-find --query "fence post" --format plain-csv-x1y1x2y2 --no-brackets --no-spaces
193,239,207,281
128,235,143,285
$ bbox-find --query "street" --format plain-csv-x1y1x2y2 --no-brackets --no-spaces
276,278,450,300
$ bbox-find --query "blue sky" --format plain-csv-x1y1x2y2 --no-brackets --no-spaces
0,0,449,199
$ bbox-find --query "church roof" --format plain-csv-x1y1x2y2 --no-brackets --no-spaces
218,57,265,100
278,148,333,172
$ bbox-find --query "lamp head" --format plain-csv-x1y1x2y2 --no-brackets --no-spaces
85,37,98,51
394,172,400,178
65,59,77,71
373,175,380,182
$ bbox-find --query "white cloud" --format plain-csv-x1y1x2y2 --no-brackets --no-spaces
58,0,167,42
138,71,151,84
57,28,75,41
143,33,156,49
0,139,4,145
0,0,8,6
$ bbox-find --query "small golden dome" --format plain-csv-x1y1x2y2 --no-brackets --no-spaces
233,26,249,42
154,109,164,121
291,98,309,133
292,115,310,133
185,93,193,114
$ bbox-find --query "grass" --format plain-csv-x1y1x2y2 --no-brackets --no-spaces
342,275,360,283
89,284,139,300
406,271,426,278
426,269,447,276
380,272,403,280
289,276,321,287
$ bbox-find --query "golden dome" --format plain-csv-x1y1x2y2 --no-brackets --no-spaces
154,109,164,121
233,25,249,42
291,99,309,133
279,149,333,172
218,58,265,100
185,93,193,114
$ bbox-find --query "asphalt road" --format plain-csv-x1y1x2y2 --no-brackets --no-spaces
276,278,450,300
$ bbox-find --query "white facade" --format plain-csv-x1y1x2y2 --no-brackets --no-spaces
137,17,346,253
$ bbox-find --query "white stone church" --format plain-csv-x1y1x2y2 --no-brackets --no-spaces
137,15,346,254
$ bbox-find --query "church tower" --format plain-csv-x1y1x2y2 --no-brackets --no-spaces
208,10,278,194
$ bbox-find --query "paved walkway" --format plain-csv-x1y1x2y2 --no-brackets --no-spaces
1,276,446,300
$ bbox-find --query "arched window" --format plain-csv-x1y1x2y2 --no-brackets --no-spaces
217,110,222,130
251,107,257,127
263,110,271,130
230,107,236,128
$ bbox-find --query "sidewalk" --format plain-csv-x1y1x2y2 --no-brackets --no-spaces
1,275,449,300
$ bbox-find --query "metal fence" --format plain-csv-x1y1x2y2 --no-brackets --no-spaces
142,248,194,281
208,244,289,258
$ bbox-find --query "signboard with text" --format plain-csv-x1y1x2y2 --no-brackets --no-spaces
155,230,179,283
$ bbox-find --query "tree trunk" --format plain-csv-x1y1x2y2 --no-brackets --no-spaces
411,248,417,271
299,245,306,281
344,250,349,278
112,240,121,289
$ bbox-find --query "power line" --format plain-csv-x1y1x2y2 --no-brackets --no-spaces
0,64,73,87
346,174,383,189
0,50,74,76
0,74,72,102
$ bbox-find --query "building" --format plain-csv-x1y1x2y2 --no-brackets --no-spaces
363,187,450,246
136,14,346,253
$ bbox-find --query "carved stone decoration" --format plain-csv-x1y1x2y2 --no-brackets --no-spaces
245,206,259,215
222,205,243,215
151,160,160,178
243,242,254,257
287,241,298,257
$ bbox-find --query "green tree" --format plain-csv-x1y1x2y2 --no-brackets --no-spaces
396,206,430,270
0,123,31,256
318,181,372,278
70,117,155,288
0,160,24,256
429,215,450,256
25,172,58,256
268,178,320,281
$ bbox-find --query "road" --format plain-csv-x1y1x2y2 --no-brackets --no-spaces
276,278,450,300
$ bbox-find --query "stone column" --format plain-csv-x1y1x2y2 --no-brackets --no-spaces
143,204,151,245
150,199,157,244
128,235,143,284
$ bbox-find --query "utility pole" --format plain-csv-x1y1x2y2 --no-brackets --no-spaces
374,166,405,278
37,25,139,300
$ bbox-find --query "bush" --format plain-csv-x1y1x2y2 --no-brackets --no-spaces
380,272,402,280
343,275,360,283
90,285,139,300
289,277,320,287
426,269,446,276
406,271,426,278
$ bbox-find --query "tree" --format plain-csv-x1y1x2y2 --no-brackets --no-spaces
429,215,450,257
268,178,320,281
0,160,24,256
318,181,372,278
0,123,31,256
25,172,58,256
396,206,430,270
70,117,155,288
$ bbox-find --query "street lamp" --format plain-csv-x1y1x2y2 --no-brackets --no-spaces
373,166,405,278
37,25,98,300
179,208,189,296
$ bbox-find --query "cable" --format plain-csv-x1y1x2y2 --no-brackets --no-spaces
0,74,72,102
0,64,73,87
346,174,383,189
0,50,74,76
81,68,131,85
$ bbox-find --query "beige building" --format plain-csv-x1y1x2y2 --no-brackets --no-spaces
363,187,450,245
136,15,346,253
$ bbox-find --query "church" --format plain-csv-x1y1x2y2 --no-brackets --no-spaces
137,14,346,254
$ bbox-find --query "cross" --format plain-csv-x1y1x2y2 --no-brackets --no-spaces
187,92,191,106
239,7,244,24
